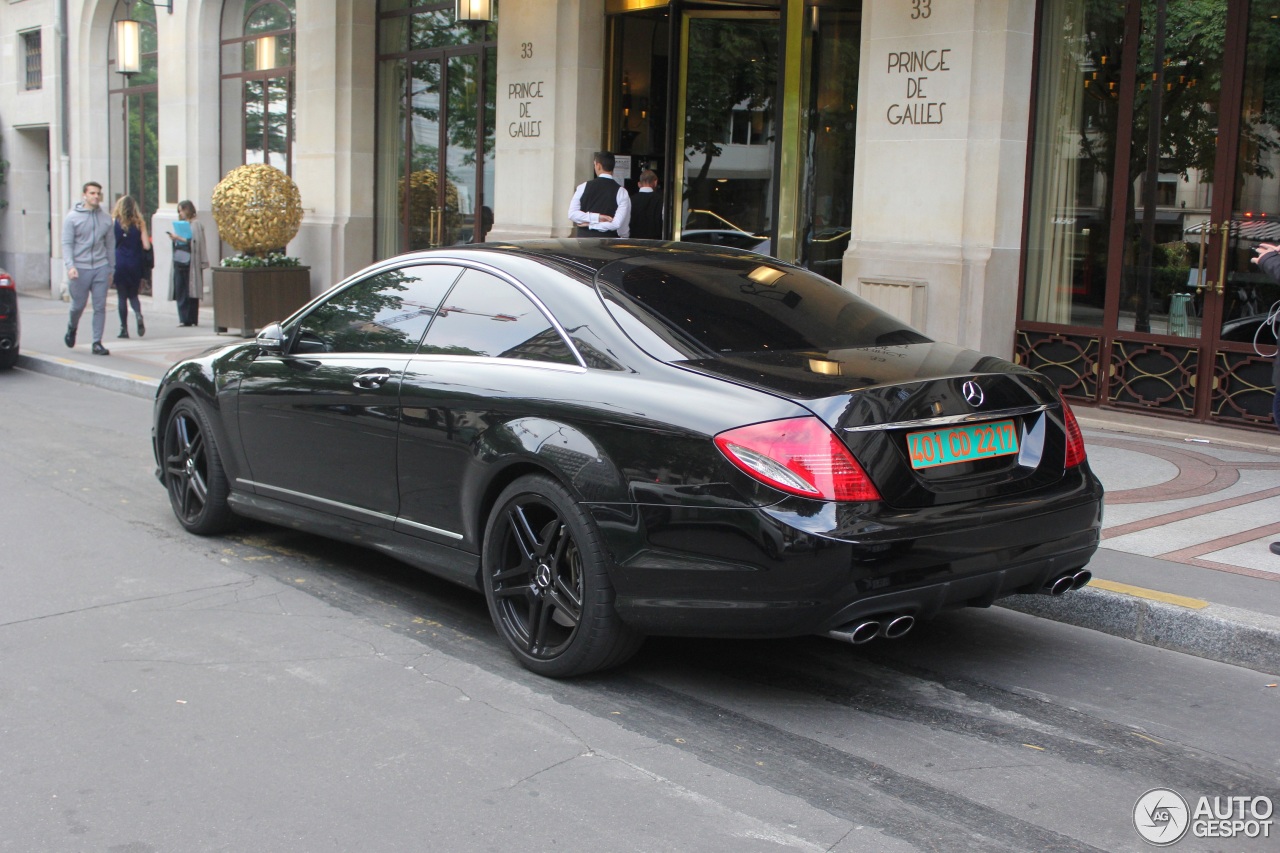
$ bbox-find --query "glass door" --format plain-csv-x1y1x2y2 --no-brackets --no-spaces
1198,0,1280,424
673,10,779,253
376,4,496,259
405,56,444,250
1106,0,1280,425
1019,0,1280,428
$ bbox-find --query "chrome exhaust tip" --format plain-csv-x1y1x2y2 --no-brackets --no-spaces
1042,573,1076,596
879,614,915,639
1070,569,1092,590
827,620,881,645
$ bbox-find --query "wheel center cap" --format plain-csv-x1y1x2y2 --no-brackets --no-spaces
535,563,553,589
185,458,196,473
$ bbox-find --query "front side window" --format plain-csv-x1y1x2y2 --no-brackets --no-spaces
297,264,462,353
420,269,577,364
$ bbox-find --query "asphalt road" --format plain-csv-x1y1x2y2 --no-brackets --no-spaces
2,368,1277,852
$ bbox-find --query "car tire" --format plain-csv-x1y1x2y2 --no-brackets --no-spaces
162,397,236,535
482,474,643,677
0,347,16,371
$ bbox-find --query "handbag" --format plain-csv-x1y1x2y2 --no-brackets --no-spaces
173,242,192,266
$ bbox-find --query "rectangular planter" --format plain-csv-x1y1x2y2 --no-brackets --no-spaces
213,266,312,336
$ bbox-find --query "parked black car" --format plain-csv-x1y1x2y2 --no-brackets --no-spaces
152,240,1103,676
0,269,19,370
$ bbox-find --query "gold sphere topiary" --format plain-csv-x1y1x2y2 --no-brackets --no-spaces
211,164,303,255
400,169,461,250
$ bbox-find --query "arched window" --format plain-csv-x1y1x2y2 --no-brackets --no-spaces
221,0,296,174
108,0,159,217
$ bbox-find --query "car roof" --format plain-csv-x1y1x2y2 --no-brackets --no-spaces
463,238,759,277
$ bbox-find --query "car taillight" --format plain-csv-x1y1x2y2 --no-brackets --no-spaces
0,273,13,290
1061,396,1087,468
714,417,881,502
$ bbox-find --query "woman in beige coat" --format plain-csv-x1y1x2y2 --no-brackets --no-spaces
167,200,210,326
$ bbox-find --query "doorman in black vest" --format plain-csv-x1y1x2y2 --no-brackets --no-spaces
629,169,663,240
568,151,631,238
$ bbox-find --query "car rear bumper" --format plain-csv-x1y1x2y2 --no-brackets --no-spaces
591,474,1103,637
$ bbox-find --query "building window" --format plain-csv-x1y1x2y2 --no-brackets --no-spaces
1022,0,1126,328
108,2,159,218
221,0,296,174
21,29,42,91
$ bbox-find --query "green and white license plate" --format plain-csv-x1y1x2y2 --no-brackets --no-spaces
906,419,1019,470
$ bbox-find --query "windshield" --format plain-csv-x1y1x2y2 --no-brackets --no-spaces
597,254,929,360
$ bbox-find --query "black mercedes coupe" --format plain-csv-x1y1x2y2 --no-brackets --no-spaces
152,240,1103,676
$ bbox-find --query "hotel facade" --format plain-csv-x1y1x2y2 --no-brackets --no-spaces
2,0,1278,428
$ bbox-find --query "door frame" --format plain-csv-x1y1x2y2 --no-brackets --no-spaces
390,42,493,252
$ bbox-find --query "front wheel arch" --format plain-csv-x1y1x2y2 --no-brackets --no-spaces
161,397,237,536
481,473,642,677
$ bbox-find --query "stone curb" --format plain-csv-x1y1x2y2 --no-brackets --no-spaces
18,350,1280,676
17,352,158,401
999,587,1280,675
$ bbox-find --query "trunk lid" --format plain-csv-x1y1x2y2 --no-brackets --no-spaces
679,343,1070,508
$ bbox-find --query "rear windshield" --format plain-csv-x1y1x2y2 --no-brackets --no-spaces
597,254,930,360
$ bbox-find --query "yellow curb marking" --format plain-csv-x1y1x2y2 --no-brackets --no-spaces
1088,579,1209,610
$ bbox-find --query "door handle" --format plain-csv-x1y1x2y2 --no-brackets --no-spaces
353,368,393,389
1215,221,1231,296
1194,222,1209,294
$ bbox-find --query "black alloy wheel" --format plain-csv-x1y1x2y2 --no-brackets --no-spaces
163,398,235,535
483,475,642,677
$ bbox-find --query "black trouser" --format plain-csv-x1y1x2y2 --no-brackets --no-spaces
174,264,199,325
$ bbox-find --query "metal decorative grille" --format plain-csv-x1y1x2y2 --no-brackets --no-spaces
1211,349,1276,428
22,30,42,91
1107,339,1198,416
1014,330,1100,401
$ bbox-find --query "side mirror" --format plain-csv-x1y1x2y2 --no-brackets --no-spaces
255,322,286,355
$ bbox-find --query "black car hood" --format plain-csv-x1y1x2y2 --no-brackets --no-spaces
677,342,1058,429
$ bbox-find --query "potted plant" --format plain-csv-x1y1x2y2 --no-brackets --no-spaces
210,164,310,335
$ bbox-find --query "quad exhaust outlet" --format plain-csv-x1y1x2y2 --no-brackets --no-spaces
827,613,916,645
1040,568,1092,597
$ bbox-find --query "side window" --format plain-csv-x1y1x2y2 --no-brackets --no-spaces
297,264,462,354
420,269,578,365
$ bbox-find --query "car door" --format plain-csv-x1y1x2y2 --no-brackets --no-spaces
236,263,463,526
396,267,582,546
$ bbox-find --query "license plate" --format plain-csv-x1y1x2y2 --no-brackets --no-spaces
907,419,1019,469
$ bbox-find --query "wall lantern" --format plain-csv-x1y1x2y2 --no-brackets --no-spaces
456,0,495,24
115,0,174,79
115,19,141,76
255,35,278,71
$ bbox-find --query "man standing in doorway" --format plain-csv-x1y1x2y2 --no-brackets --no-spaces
629,169,663,240
62,181,116,355
568,151,631,238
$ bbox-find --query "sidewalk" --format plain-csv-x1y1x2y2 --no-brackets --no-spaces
12,290,1280,675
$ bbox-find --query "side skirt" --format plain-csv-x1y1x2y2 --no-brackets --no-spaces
226,491,482,591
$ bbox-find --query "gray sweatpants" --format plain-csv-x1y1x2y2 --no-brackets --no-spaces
67,265,111,345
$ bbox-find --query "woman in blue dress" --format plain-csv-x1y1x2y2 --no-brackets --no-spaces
112,195,150,338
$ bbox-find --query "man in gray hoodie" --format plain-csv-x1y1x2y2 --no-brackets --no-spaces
62,181,115,355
